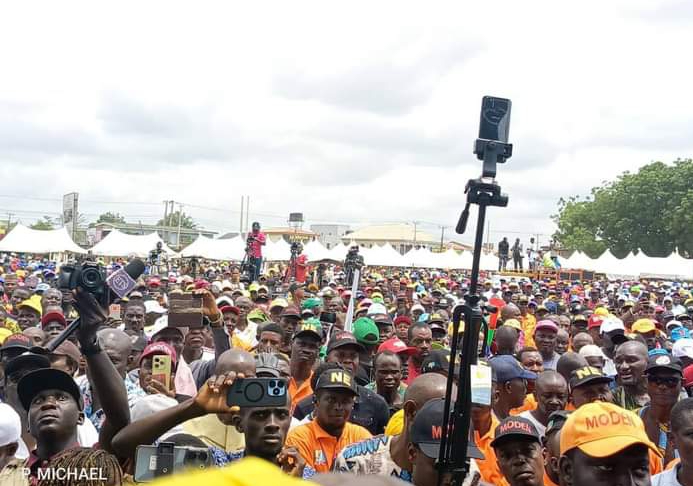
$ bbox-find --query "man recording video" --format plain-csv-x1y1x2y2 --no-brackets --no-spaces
246,222,266,283
344,246,364,287
285,242,308,284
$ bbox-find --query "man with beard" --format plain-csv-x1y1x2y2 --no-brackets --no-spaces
534,320,560,371
288,321,321,411
639,354,683,464
613,340,650,410
491,416,545,486
286,368,372,472
519,371,568,437
404,323,432,385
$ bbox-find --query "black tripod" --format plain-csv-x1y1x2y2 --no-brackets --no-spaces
437,96,512,486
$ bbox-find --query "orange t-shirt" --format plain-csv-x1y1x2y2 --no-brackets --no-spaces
509,394,537,415
474,414,504,485
288,372,313,412
544,471,559,486
286,419,372,473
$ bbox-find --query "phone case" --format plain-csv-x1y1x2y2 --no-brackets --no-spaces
226,378,288,408
152,355,172,389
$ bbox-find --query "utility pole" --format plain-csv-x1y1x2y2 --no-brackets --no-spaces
177,203,183,250
162,201,170,243
240,196,244,237
245,196,250,234
439,225,448,252
413,221,419,246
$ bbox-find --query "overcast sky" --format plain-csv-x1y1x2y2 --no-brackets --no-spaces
1,0,692,246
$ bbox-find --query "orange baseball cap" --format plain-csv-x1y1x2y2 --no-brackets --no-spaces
559,402,660,458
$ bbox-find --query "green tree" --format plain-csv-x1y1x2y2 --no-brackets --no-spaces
96,212,127,224
553,159,693,258
157,210,196,229
30,216,57,230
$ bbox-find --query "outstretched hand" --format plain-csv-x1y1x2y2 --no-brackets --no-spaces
193,372,243,414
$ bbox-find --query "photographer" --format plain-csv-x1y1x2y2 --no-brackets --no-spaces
286,242,309,284
344,246,364,287
246,222,266,283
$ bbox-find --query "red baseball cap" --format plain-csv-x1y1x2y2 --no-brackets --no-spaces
378,337,417,356
393,315,413,327
587,315,604,330
220,305,240,315
41,311,67,328
139,342,177,367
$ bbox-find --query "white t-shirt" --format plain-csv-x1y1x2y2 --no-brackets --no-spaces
651,464,683,486
518,410,547,438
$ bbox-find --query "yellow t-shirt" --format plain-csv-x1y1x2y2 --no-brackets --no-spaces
384,409,404,436
150,457,306,486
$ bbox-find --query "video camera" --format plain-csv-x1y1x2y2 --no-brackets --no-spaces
290,241,302,257
58,262,108,307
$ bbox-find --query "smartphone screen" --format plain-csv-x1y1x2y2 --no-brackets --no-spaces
152,355,172,390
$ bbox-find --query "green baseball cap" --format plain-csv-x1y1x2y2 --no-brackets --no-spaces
301,297,322,310
353,317,379,345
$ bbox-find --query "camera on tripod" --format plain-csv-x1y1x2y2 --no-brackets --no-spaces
290,241,302,257
58,262,108,307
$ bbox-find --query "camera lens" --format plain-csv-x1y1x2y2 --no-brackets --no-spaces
80,267,103,290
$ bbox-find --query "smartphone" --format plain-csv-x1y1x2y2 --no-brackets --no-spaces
478,96,511,143
151,355,172,390
168,293,204,328
134,443,212,482
226,378,288,408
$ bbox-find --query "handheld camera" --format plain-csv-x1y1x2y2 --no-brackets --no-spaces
57,262,108,307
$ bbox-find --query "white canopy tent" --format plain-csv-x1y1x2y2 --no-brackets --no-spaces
0,224,86,254
363,243,408,267
563,249,693,279
180,235,245,261
90,229,177,258
303,240,334,262
264,238,291,261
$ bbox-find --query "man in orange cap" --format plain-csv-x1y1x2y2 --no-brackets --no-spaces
558,401,660,486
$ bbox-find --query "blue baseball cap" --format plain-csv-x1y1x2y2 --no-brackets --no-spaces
490,355,537,383
670,326,691,342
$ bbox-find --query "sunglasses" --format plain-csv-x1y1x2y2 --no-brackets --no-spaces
648,376,681,388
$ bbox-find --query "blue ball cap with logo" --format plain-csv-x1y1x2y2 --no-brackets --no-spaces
489,355,537,383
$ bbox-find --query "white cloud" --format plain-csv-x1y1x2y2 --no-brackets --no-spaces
0,0,691,245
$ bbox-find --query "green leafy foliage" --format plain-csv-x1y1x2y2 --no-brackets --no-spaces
157,210,197,229
553,159,693,258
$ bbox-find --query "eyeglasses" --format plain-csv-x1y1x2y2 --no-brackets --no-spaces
648,376,681,388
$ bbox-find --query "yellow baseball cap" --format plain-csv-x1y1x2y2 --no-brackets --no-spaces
632,318,656,334
593,307,609,316
503,319,522,332
560,401,660,457
18,295,43,316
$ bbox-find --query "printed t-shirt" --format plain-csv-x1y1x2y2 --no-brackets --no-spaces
286,419,372,472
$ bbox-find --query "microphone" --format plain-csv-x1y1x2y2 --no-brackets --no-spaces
46,258,146,352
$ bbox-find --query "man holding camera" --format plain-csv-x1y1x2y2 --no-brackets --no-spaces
247,222,266,283
286,242,309,284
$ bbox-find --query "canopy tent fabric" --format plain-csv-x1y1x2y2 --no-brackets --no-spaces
564,249,693,279
264,238,291,261
328,243,347,261
0,224,86,254
180,235,245,261
303,240,335,262
363,243,408,267
90,229,177,258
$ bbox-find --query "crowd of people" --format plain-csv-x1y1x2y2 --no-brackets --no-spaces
0,248,693,486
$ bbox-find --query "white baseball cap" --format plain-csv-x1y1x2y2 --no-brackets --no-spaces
579,344,607,359
673,338,693,360
0,403,21,447
600,316,625,335
367,303,388,316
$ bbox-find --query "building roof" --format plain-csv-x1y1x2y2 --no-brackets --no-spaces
343,224,436,244
263,227,317,237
